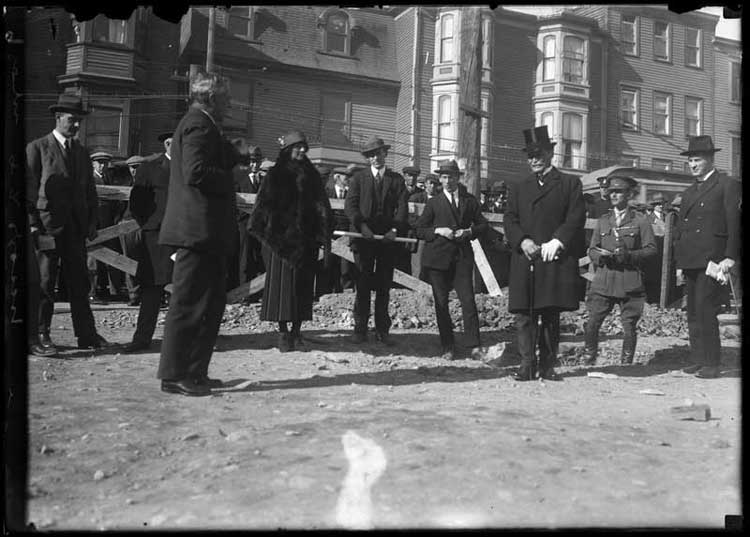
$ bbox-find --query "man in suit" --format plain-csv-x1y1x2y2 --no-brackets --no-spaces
402,166,421,197
673,136,740,379
120,155,146,306
26,94,111,355
408,174,440,204
156,72,237,396
504,126,586,381
88,151,121,303
416,160,489,360
344,136,409,345
122,132,174,353
323,167,356,293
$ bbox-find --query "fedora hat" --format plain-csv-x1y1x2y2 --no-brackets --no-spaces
49,93,89,115
680,135,721,156
606,175,638,192
521,125,556,153
90,151,113,162
402,165,421,175
157,132,173,143
649,193,667,205
278,131,308,151
433,159,464,176
360,136,391,156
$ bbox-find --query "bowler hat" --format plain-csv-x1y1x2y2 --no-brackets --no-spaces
333,166,351,176
402,166,421,175
90,151,113,162
606,175,638,192
157,132,173,143
521,125,556,152
680,135,721,156
360,136,391,156
649,193,667,205
433,160,464,176
278,131,308,151
126,155,145,167
49,93,89,115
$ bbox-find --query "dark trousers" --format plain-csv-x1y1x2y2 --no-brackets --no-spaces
157,248,227,381
353,242,396,334
515,309,560,370
585,291,645,356
120,228,143,300
130,285,164,345
426,262,480,349
36,220,97,339
684,268,723,367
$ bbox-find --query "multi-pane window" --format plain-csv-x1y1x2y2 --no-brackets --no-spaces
229,6,255,39
562,36,585,83
620,88,638,129
542,35,556,81
685,97,702,136
621,154,640,168
480,95,489,158
731,136,741,177
439,14,455,63
325,12,349,54
437,95,454,152
562,113,583,169
621,14,638,55
653,21,670,61
730,61,741,103
685,27,701,67
320,93,351,145
652,158,672,171
653,92,671,135
92,17,126,44
87,106,122,154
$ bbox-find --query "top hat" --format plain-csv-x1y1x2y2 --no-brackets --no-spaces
649,193,667,205
333,166,352,176
90,151,113,162
126,155,145,167
402,166,421,175
157,132,173,143
433,160,464,176
278,131,308,151
521,125,556,153
606,175,638,192
49,94,89,115
361,136,391,156
680,135,721,156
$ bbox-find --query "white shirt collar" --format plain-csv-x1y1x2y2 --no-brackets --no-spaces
52,129,70,148
700,169,716,182
198,107,218,127
371,165,385,179
613,206,628,218
443,189,458,203
165,152,171,161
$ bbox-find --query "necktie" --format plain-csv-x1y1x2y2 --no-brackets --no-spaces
536,172,544,185
615,212,624,227
451,192,458,209
64,139,74,176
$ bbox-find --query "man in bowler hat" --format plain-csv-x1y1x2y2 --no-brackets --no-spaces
504,125,586,380
344,136,409,344
26,93,112,355
673,136,740,378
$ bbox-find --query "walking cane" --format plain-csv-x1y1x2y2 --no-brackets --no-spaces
529,257,537,375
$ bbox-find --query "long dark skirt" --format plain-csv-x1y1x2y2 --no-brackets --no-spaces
260,244,316,322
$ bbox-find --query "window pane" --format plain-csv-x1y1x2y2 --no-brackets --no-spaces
442,14,454,38
542,36,556,80
731,137,741,177
88,107,121,154
109,20,126,44
541,112,554,133
441,37,454,62
654,22,668,59
621,90,636,126
652,159,672,171
686,28,699,47
562,113,582,140
654,93,669,134
229,8,250,36
328,14,347,34
731,62,741,101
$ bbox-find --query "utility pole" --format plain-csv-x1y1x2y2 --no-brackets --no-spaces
457,6,484,197
206,7,216,73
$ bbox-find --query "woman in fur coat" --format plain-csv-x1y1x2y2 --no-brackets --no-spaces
249,131,333,351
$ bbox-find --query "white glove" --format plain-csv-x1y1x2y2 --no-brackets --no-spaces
540,238,563,262
718,258,735,274
435,227,454,239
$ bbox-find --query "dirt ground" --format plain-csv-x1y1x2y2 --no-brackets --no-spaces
25,294,741,530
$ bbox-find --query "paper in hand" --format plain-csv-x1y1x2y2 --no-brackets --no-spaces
705,261,728,285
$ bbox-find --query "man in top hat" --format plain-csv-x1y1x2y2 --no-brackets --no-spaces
416,160,489,360
583,176,657,365
504,125,586,381
344,135,409,344
26,93,112,355
157,71,238,396
402,166,422,196
121,131,175,353
673,135,740,379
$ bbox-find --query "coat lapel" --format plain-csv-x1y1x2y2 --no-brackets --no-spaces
442,192,460,227
530,168,561,205
458,191,468,224
681,173,719,215
46,133,67,174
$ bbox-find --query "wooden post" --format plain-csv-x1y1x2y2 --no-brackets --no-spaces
659,211,674,308
458,6,483,197
206,7,216,73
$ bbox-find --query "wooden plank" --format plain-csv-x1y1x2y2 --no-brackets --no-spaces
659,212,674,308
670,404,711,421
470,239,502,296
579,255,591,267
226,273,267,303
88,246,138,276
37,219,140,252
95,184,131,201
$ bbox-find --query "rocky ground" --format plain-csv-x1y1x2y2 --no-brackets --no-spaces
24,290,742,530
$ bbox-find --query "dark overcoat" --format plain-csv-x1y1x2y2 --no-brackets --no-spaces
26,133,98,236
158,107,236,256
673,172,741,270
129,153,174,285
416,191,489,271
504,167,586,312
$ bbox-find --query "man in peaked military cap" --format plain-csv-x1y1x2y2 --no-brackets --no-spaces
673,135,740,379
583,175,657,365
503,125,586,381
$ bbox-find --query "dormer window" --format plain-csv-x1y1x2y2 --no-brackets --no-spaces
323,10,350,55
228,6,256,40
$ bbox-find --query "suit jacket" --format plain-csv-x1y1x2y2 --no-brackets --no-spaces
158,107,237,255
673,172,741,270
129,153,170,231
504,167,586,312
409,191,431,204
416,190,489,271
26,132,98,236
344,168,409,237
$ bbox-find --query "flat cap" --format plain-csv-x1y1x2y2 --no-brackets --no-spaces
333,167,352,176
402,166,421,175
126,155,145,166
90,151,113,162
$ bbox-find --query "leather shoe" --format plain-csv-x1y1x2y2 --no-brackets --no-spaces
468,346,486,361
29,343,57,357
351,331,367,344
682,364,702,374
513,365,536,382
375,332,395,346
581,349,597,366
195,376,223,389
695,366,720,379
538,367,562,381
439,346,455,360
161,379,211,397
121,341,151,354
39,333,55,349
278,333,293,353
77,333,111,349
